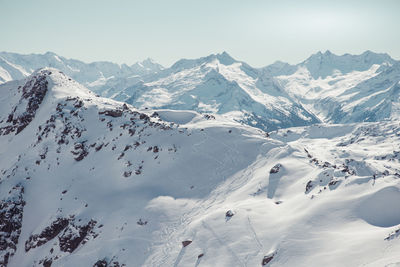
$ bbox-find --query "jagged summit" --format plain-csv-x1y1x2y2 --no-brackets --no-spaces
261,60,297,76
131,58,164,72
301,50,395,78
0,52,164,94
170,51,238,71
214,51,237,65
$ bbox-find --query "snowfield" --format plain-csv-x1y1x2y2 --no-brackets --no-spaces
0,68,400,267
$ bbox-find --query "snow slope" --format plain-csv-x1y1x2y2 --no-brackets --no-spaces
1,70,400,266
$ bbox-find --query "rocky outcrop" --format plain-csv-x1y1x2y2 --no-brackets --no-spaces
0,184,25,266
269,164,282,174
25,217,69,252
59,219,97,253
0,71,49,135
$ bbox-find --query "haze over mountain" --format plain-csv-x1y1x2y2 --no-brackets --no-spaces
0,51,164,95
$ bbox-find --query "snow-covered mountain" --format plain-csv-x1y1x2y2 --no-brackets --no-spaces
2,51,399,132
113,52,320,131
0,52,164,95
1,68,400,266
277,50,400,123
112,50,400,131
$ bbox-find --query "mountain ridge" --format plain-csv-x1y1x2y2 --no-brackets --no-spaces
1,69,400,266
1,50,399,131
0,51,164,93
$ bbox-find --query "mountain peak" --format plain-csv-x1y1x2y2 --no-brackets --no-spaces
142,57,156,64
301,50,396,79
131,58,164,73
31,67,95,99
306,50,336,60
170,52,237,71
215,51,236,65
44,51,57,56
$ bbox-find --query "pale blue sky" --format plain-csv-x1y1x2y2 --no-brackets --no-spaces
1,0,399,67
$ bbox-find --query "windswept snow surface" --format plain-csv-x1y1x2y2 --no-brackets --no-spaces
1,69,400,266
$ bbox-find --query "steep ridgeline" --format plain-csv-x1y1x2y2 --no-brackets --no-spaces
113,50,400,130
114,52,320,131
2,51,400,132
1,69,400,266
0,52,164,96
276,50,400,123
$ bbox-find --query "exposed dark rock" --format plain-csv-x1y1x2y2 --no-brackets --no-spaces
305,180,313,194
0,184,25,266
270,164,282,174
0,73,48,135
71,142,89,161
25,217,69,252
139,113,149,121
225,210,234,218
182,240,192,247
322,162,332,168
262,254,274,266
93,259,108,267
99,109,123,118
59,219,97,253
93,258,123,267
95,143,104,152
41,257,53,267
128,129,135,136
203,114,215,120
137,219,147,226
304,148,312,158
328,179,339,188
385,228,400,241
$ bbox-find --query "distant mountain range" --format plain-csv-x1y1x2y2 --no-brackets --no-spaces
1,50,399,131
0,51,163,94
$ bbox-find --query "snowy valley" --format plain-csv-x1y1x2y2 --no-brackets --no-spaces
0,51,400,266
